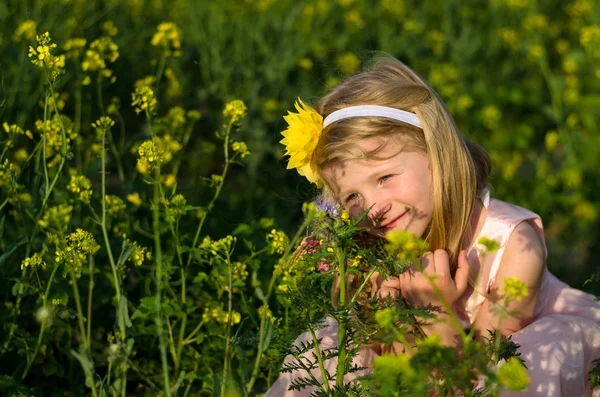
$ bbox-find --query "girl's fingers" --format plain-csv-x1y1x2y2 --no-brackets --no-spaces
377,286,401,301
455,250,471,295
419,251,435,273
433,249,450,277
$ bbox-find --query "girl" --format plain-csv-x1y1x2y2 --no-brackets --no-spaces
266,56,600,396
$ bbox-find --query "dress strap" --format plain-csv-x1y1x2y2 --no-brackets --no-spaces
479,186,490,208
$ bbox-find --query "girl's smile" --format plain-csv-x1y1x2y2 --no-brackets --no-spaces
323,137,434,238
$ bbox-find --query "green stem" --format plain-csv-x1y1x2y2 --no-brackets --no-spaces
220,253,234,397
151,158,172,397
245,215,314,395
70,265,99,397
185,120,234,268
87,256,94,350
20,265,60,380
310,327,332,395
335,247,347,387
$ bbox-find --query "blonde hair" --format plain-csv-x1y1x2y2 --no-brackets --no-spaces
314,56,491,274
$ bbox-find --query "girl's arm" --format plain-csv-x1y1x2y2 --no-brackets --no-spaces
472,221,546,340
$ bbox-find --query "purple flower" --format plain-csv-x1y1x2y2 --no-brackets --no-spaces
315,196,341,217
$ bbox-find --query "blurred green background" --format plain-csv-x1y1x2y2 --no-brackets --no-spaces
1,0,599,394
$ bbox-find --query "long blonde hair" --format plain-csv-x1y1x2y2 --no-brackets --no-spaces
314,56,491,273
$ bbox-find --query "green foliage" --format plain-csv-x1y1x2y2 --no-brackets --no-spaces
0,0,599,396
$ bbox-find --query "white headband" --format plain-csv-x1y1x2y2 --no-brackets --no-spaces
322,105,422,129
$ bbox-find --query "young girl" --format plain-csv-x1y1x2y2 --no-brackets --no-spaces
266,56,600,396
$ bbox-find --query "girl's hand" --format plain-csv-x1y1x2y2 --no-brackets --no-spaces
367,271,402,301
398,249,470,310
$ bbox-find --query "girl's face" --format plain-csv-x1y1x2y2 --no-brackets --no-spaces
323,137,434,238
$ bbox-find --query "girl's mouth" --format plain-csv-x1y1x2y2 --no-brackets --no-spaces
381,211,408,230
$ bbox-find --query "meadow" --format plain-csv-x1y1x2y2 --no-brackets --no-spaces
0,0,599,395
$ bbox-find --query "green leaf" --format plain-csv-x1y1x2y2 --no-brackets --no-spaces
71,349,95,389
117,296,132,330
0,234,27,267
131,296,157,321
261,319,273,353
212,374,221,397
232,223,252,236
255,287,266,303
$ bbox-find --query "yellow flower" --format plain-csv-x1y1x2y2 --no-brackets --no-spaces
267,229,289,254
131,86,157,115
126,192,142,207
13,20,37,42
67,175,93,204
336,52,360,75
21,253,46,270
280,98,323,186
231,141,250,158
137,140,163,170
298,57,313,70
164,173,177,188
151,22,182,57
105,195,126,216
498,357,529,391
545,130,559,152
223,99,247,122
502,277,529,302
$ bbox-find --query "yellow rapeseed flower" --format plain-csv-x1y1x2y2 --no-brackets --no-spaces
21,253,46,270
223,99,247,123
13,20,36,42
336,52,360,75
137,140,163,170
266,229,289,255
131,86,157,115
67,175,93,204
151,22,182,57
502,277,529,302
126,192,142,207
231,141,250,158
498,357,529,391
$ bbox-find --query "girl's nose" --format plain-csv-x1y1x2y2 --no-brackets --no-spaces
367,199,392,226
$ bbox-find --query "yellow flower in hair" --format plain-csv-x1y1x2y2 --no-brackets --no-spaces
280,98,323,186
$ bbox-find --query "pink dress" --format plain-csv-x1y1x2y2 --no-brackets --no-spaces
265,198,600,396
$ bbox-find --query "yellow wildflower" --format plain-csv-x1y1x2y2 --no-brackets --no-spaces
151,22,182,57
21,253,46,270
126,192,142,207
131,86,157,115
298,57,313,70
101,21,119,37
164,174,177,188
223,99,247,123
67,175,93,204
385,231,428,263
266,229,289,255
105,195,126,216
28,32,64,82
128,244,151,266
336,52,360,75
137,140,163,170
231,141,250,159
91,116,115,132
581,25,600,57
498,357,529,391
64,38,87,59
13,20,36,42
55,229,101,272
502,277,529,302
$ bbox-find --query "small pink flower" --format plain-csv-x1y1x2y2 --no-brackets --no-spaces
317,258,331,271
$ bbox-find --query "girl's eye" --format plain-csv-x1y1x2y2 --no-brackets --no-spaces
346,193,359,203
380,175,393,183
